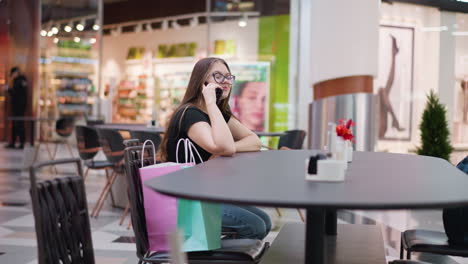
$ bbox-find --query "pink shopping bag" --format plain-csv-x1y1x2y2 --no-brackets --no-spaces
139,140,193,251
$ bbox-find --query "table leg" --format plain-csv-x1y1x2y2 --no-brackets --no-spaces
305,208,325,264
326,210,337,235
30,120,34,146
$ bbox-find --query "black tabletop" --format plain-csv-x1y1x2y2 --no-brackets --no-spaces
94,123,165,133
145,150,468,210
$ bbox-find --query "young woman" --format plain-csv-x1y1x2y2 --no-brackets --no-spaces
159,57,271,240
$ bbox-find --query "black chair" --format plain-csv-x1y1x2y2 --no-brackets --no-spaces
278,130,306,149
399,157,468,261
38,117,76,160
29,158,94,264
92,128,127,218
399,226,468,260
130,130,162,150
85,116,105,126
75,125,115,180
123,145,269,264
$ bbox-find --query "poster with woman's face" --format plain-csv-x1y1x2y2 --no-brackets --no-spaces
229,62,270,132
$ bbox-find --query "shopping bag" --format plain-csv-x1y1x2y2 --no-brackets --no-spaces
139,140,192,251
178,199,222,251
176,138,222,252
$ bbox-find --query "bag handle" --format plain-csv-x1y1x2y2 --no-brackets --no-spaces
175,138,203,164
141,140,156,167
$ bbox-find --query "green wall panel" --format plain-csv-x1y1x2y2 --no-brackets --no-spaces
258,15,290,146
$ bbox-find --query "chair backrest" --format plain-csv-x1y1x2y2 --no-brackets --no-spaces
123,145,156,258
75,125,101,160
29,158,94,264
56,117,75,137
97,128,125,164
85,118,105,126
277,130,306,149
130,130,162,150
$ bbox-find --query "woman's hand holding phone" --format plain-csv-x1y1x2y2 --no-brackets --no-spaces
203,82,222,105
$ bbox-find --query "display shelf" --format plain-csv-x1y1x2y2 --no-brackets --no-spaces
114,74,154,123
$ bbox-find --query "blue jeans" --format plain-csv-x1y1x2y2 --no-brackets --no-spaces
222,204,272,240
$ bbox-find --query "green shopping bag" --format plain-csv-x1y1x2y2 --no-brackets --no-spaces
177,198,222,252
175,138,222,252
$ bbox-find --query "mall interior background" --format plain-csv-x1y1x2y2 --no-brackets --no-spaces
0,0,467,161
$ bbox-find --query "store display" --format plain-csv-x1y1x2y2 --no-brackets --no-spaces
127,47,146,60
39,39,97,120
157,42,196,58
114,75,153,123
214,40,235,56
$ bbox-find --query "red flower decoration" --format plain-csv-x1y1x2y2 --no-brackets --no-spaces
336,119,355,142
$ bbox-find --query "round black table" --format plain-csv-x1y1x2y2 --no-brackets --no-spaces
145,150,468,264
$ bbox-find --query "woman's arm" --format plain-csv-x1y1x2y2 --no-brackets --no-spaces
187,84,236,156
228,117,261,152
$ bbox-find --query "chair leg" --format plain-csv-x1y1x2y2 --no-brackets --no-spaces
127,218,132,230
52,143,59,160
91,170,116,217
297,208,305,222
44,142,54,160
32,142,41,162
119,202,130,225
84,168,89,180
400,234,404,259
65,142,74,158
275,207,282,217
94,172,119,218
406,249,411,260
92,171,116,218
105,169,116,207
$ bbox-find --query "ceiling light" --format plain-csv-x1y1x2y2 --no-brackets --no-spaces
146,22,153,32
53,38,59,44
40,30,47,37
111,26,121,36
47,31,54,37
238,14,248,28
135,23,142,33
161,20,168,31
190,17,199,27
90,38,96,44
74,37,80,43
93,20,100,31
76,19,85,31
51,26,59,34
64,23,73,32
172,20,181,30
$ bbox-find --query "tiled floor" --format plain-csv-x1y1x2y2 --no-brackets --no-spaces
0,145,467,263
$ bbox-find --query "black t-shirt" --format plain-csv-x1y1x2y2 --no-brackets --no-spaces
166,106,231,164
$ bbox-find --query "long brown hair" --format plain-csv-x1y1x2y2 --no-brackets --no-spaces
159,57,234,161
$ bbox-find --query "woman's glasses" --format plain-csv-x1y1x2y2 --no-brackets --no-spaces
213,72,236,84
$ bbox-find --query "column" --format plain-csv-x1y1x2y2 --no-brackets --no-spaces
438,11,456,134
297,0,380,151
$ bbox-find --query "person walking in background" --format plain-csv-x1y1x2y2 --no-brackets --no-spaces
5,67,27,149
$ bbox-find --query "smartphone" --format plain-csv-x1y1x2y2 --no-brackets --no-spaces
205,82,222,104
